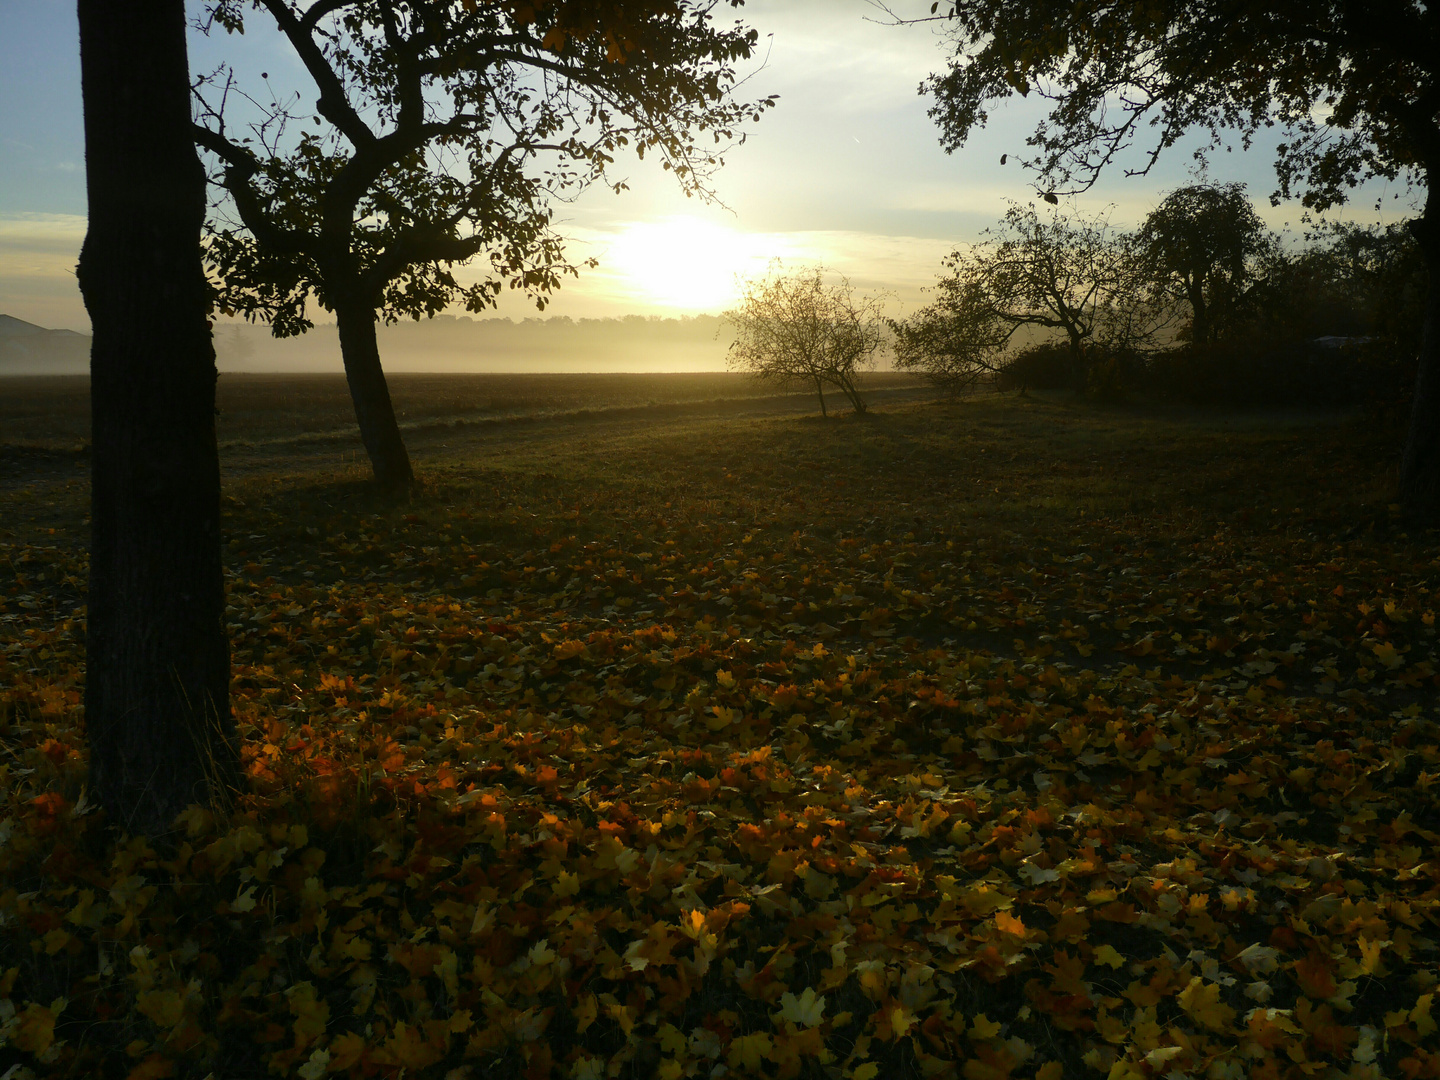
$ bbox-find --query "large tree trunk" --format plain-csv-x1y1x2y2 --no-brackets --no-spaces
77,0,238,836
334,300,415,496
1187,276,1210,346
1399,192,1440,522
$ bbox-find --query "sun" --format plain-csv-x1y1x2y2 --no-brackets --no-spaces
605,217,778,312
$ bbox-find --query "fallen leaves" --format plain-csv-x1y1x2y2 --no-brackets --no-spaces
2,396,1439,1078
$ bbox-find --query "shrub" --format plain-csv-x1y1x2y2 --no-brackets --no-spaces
1140,337,1415,410
995,343,1078,392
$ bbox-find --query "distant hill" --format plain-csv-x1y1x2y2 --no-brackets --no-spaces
0,315,90,375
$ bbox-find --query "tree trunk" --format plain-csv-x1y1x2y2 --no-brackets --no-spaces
77,0,238,836
813,375,828,417
1399,192,1440,522
830,373,866,413
334,300,415,496
1068,333,1087,394
1187,275,1209,345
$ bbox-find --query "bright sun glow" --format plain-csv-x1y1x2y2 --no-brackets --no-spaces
605,217,784,312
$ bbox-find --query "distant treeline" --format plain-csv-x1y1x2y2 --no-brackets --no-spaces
214,313,735,373
890,188,1428,410
0,312,739,376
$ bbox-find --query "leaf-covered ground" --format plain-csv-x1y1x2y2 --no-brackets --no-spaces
2,388,1438,1080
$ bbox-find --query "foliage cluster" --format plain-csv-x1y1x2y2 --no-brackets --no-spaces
898,195,1426,409
903,0,1439,514
1139,341,1416,414
195,0,775,492
892,204,1166,398
199,0,774,336
1132,184,1275,348
2,393,1440,1079
916,0,1431,214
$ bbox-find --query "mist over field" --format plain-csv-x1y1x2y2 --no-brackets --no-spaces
0,312,744,375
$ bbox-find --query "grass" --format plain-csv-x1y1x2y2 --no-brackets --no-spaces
0,371,928,453
1,377,1437,1080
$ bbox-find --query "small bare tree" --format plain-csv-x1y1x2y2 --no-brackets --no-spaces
723,265,885,416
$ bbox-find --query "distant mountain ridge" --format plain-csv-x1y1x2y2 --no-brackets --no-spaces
0,315,91,374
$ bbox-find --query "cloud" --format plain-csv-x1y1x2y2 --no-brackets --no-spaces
0,213,86,258
741,0,945,114
0,214,88,330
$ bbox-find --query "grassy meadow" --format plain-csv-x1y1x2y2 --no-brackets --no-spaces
1,375,1438,1080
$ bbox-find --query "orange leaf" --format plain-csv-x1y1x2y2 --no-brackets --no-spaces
995,910,1026,937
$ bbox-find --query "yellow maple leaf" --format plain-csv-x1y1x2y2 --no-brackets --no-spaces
889,1004,917,1037
136,989,186,1030
607,1002,635,1036
1412,994,1436,1038
970,1013,1002,1040
470,903,495,935
384,1021,444,1070
287,982,330,1046
328,1031,366,1071
231,885,258,913
804,866,836,900
707,705,740,730
778,987,826,1028
574,994,598,1034
1144,1046,1185,1069
1357,936,1389,975
1177,976,1235,1032
1092,944,1125,969
553,870,581,897
554,639,586,660
11,998,66,1054
1371,641,1403,669
658,1023,687,1055
729,1032,773,1070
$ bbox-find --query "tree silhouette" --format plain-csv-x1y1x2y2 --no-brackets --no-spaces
77,0,238,836
723,266,885,416
195,0,774,495
893,203,1156,393
901,0,1440,518
1136,183,1275,346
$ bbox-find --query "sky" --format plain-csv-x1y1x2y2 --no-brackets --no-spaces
0,0,1417,335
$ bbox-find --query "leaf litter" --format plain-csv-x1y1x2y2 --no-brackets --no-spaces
0,393,1438,1079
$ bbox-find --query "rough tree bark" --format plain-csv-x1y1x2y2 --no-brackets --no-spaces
333,298,415,496
1400,188,1440,522
77,0,239,836
1185,276,1210,347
